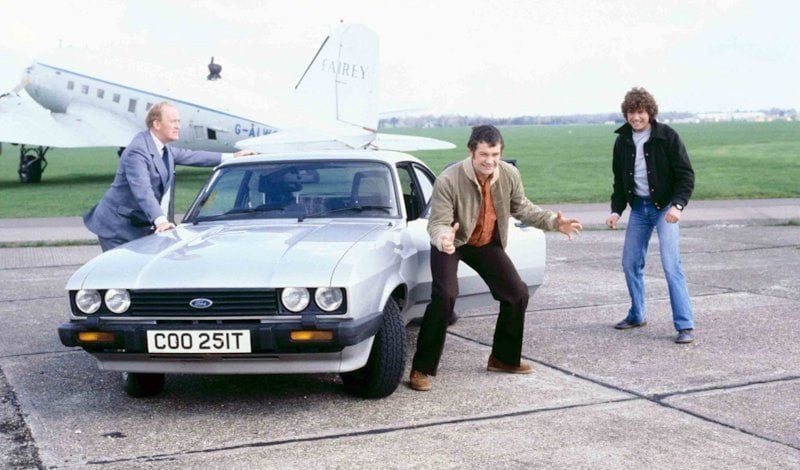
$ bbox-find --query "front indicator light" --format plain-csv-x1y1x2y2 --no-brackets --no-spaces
75,290,101,314
104,289,131,314
290,330,333,341
77,331,115,342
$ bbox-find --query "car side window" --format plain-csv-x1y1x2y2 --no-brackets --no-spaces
396,163,425,221
412,165,435,206
395,163,436,221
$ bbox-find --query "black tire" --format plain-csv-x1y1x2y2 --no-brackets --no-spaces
122,372,165,398
18,155,43,183
341,298,406,398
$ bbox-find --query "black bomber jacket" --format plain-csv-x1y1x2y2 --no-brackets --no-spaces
610,120,695,215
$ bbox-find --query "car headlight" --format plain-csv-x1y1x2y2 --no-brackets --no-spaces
104,289,131,314
75,289,101,314
281,287,310,313
314,287,344,312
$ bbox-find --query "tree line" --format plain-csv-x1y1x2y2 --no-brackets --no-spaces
379,108,797,129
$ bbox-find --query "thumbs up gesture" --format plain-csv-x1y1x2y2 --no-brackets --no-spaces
439,222,459,254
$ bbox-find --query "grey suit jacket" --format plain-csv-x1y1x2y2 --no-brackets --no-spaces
84,131,221,242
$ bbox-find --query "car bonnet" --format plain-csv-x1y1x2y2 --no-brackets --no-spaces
67,221,388,290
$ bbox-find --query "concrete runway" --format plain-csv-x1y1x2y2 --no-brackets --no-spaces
0,201,798,469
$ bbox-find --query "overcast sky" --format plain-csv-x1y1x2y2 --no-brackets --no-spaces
1,0,797,117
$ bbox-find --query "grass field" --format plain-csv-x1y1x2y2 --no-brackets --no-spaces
1,121,797,218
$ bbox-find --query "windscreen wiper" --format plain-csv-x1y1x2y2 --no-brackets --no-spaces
299,205,394,221
193,205,285,224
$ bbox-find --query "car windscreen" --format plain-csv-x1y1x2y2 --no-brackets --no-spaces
189,160,400,222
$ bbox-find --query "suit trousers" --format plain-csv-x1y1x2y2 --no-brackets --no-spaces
98,236,128,252
411,239,530,375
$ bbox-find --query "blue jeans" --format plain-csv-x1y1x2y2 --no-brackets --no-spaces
622,197,693,331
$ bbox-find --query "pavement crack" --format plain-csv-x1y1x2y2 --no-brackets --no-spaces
0,264,84,272
651,374,800,401
447,330,800,453
0,295,64,304
654,401,800,452
0,349,81,360
448,331,649,400
85,396,639,466
0,366,44,470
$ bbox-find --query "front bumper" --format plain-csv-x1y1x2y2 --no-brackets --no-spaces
58,312,383,355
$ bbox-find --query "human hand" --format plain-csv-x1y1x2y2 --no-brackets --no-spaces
233,149,257,158
665,206,682,223
556,211,582,240
606,214,620,230
439,222,459,254
155,221,176,232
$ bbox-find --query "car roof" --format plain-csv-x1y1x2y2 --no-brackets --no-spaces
217,150,427,169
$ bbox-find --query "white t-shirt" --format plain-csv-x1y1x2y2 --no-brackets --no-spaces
632,128,651,198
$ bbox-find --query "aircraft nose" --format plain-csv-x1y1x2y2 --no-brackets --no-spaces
22,64,34,80
12,65,33,94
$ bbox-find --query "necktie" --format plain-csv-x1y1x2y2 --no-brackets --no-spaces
162,146,170,171
160,147,174,222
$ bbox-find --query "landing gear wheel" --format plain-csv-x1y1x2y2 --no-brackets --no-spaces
341,298,406,398
122,372,165,398
18,145,49,183
19,154,43,183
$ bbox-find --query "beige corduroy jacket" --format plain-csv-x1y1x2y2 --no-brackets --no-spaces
427,158,557,252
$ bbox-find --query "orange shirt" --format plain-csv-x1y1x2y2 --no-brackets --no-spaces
467,177,497,247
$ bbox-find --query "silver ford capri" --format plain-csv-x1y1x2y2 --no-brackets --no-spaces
58,151,546,398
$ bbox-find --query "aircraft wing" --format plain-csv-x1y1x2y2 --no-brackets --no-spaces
371,133,456,151
0,92,140,147
236,128,455,153
235,128,373,152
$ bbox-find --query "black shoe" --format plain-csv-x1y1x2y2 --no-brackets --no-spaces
675,329,694,344
614,319,647,330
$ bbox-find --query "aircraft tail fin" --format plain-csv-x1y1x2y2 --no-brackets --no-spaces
236,23,455,153
294,23,379,131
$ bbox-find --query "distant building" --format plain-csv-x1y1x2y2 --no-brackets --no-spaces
697,111,766,122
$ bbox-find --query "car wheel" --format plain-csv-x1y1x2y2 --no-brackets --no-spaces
122,372,165,398
341,297,406,399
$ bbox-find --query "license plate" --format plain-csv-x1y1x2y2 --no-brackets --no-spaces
146,330,251,353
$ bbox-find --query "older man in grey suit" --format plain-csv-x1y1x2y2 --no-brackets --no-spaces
84,101,254,251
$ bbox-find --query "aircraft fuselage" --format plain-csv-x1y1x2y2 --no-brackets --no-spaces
23,62,275,152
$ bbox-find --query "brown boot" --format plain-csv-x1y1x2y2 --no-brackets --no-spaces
487,355,533,374
409,370,432,391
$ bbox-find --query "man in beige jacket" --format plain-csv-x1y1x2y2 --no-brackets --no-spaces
409,125,582,392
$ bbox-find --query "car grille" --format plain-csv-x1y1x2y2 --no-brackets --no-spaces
129,289,279,316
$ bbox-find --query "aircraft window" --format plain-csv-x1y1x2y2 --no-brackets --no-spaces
146,102,153,111
128,99,137,113
81,85,89,94
67,81,74,91
207,129,217,140
97,89,104,99
113,93,120,103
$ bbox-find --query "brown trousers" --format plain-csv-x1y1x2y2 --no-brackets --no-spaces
411,238,529,375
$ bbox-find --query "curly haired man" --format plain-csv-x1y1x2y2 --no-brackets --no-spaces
606,88,696,344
